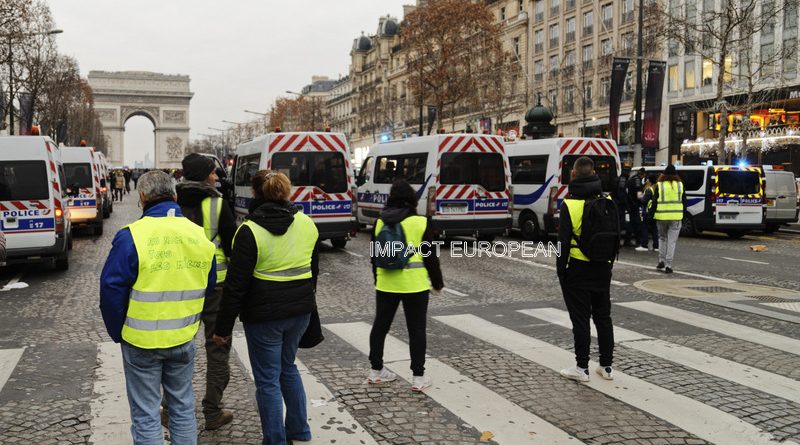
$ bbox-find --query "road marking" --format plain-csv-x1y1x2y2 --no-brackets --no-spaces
434,314,782,445
0,269,27,292
443,287,469,297
763,302,800,314
0,347,24,394
232,336,377,445
690,298,800,325
500,255,629,286
615,260,736,282
617,301,800,355
324,321,581,445
721,257,770,265
342,249,365,258
90,342,132,445
521,307,800,403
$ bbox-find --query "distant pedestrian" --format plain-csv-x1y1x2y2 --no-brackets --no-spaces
641,174,659,251
613,167,630,246
368,180,443,392
123,169,132,194
99,170,216,445
113,170,125,202
556,156,618,382
650,164,686,274
214,171,319,445
628,168,647,251
132,169,141,190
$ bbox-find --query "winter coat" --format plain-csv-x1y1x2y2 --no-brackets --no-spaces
176,181,237,257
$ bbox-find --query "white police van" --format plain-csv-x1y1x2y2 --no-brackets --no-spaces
506,137,621,239
357,134,512,241
639,164,765,238
232,132,358,248
62,146,104,236
0,136,72,270
95,150,112,218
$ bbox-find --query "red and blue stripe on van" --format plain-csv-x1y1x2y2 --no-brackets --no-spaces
554,138,619,204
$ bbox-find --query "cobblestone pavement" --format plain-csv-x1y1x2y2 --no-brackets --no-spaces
0,197,799,444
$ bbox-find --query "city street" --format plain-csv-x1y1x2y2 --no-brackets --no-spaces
1,197,799,445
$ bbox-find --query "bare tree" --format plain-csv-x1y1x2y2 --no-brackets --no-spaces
478,49,525,132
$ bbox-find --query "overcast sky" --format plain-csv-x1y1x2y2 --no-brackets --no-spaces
47,0,409,165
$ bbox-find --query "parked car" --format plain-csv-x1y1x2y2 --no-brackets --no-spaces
763,166,799,233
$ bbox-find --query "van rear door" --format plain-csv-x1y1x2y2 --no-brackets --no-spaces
0,160,56,249
556,139,621,204
714,167,764,226
767,172,797,222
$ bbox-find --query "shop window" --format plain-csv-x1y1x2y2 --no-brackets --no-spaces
668,64,679,92
702,58,713,86
684,60,696,89
784,39,797,74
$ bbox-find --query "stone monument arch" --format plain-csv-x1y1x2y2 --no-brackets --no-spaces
88,71,193,168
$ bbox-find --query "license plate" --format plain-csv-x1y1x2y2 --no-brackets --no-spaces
719,213,737,220
441,205,468,214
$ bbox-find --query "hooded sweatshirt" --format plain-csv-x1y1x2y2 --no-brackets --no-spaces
215,201,319,337
176,181,237,257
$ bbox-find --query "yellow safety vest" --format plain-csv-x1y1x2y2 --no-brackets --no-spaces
374,216,430,293
654,180,684,221
243,212,319,282
122,215,216,349
201,197,227,283
563,198,591,263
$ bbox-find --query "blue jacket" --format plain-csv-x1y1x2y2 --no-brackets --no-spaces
100,200,216,343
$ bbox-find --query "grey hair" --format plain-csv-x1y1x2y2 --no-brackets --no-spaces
137,170,176,202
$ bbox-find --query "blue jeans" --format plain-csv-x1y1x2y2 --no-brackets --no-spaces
121,340,197,445
244,313,312,445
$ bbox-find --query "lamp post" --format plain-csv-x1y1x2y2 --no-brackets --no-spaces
633,0,645,166
245,110,269,135
4,28,62,135
286,90,318,130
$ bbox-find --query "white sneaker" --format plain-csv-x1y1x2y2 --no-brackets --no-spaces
410,375,432,392
367,368,397,384
635,246,649,252
559,366,589,382
595,366,614,380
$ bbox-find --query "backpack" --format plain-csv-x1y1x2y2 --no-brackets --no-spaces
576,196,620,263
374,222,411,269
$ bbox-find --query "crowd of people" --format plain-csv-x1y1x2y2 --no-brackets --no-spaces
97,152,685,445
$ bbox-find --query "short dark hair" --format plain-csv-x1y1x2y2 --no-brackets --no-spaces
386,180,418,209
572,156,595,178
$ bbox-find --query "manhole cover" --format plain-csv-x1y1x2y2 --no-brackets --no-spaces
687,286,741,294
634,279,800,300
747,295,793,303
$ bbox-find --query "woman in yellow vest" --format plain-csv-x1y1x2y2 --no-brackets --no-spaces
368,180,444,392
213,172,319,444
649,164,686,274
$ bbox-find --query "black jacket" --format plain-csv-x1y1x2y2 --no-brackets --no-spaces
215,201,319,337
370,206,444,291
556,175,611,280
176,181,237,257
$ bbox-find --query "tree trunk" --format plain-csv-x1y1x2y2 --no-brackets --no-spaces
716,49,728,164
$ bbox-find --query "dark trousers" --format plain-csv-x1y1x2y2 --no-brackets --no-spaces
560,261,614,369
626,202,644,246
369,290,429,376
643,217,659,249
113,188,123,201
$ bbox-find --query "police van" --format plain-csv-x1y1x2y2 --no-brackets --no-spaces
506,137,621,239
62,146,105,235
639,164,765,238
356,134,512,241
95,151,113,218
0,136,72,270
232,132,358,248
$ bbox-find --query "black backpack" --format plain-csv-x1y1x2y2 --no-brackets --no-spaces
373,222,411,269
576,196,620,263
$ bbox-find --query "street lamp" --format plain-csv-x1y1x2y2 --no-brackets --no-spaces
244,110,267,116
222,120,243,126
285,90,318,130
5,28,63,135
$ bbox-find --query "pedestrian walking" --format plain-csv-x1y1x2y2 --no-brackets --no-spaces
159,153,237,430
132,169,141,190
628,168,647,251
613,167,630,246
649,164,687,274
124,169,132,194
368,180,444,392
99,170,217,445
641,174,660,251
556,156,618,382
213,171,319,445
113,170,125,202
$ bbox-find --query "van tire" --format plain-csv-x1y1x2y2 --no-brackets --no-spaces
680,214,700,237
55,253,69,271
725,230,748,239
103,204,111,219
764,223,780,234
331,237,347,249
94,223,104,236
519,212,540,241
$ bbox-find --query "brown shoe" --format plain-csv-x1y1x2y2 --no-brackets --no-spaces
205,410,234,431
160,408,168,428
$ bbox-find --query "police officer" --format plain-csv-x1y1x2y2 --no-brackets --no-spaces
649,164,686,273
100,170,216,445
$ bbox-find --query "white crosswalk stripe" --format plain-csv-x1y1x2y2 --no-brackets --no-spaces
324,321,583,445
521,307,800,403
434,314,783,445
90,342,132,445
0,347,24,396
617,301,800,355
231,335,378,445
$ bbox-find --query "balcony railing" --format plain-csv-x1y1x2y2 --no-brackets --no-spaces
603,18,613,30
550,38,559,48
583,60,593,69
550,5,559,16
535,73,544,81
535,42,544,53
621,11,634,24
550,69,559,79
583,25,593,37
535,11,545,22
565,102,575,113
565,31,576,43
566,0,576,10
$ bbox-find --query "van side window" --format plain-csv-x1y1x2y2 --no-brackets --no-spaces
358,157,374,186
235,154,261,187
677,171,704,191
375,153,428,184
510,155,549,184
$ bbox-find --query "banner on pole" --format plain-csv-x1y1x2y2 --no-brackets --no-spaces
427,105,437,135
609,57,630,142
642,61,667,149
18,92,34,136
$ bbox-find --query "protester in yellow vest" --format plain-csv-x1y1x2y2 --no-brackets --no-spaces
368,180,444,392
556,156,616,383
100,170,216,445
213,171,319,444
648,164,687,274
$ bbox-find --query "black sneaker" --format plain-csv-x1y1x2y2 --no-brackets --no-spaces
665,267,674,274
656,261,665,269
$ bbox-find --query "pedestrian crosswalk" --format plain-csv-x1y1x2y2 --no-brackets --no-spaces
1,300,799,445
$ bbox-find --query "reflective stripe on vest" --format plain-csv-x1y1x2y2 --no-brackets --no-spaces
654,181,684,221
374,215,431,293
122,215,216,349
244,212,319,282
202,197,227,283
563,198,590,262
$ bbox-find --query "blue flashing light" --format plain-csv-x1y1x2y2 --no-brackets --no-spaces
379,133,391,143
737,160,749,169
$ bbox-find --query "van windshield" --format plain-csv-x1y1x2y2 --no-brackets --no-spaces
271,152,348,193
561,155,618,192
717,170,761,195
0,161,49,201
64,163,93,188
440,153,505,192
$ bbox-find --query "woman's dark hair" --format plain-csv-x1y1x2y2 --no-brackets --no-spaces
658,173,682,182
385,180,418,209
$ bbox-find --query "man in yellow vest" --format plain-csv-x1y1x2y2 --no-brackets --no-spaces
100,170,216,445
556,156,616,383
649,164,686,274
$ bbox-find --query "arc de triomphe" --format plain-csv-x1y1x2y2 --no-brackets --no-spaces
88,70,193,169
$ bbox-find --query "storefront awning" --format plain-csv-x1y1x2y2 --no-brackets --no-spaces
581,114,632,128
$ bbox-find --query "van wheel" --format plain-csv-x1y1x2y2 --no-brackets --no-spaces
103,204,111,219
680,214,700,237
331,237,347,249
519,213,540,241
55,254,69,271
94,224,104,236
764,223,780,234
725,230,748,239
